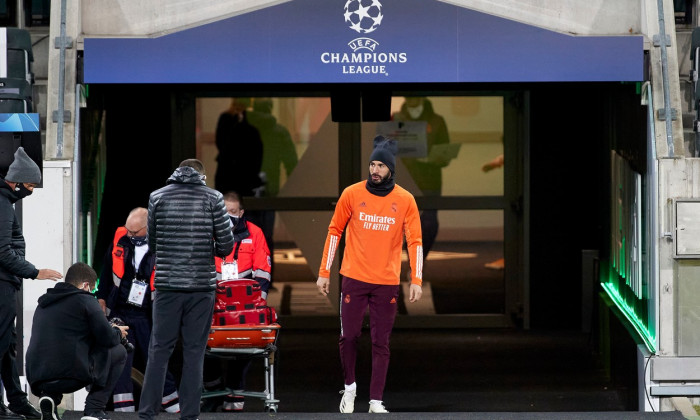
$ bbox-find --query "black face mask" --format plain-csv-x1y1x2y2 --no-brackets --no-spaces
14,184,33,199
230,215,250,242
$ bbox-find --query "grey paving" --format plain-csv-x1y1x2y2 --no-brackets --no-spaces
62,327,686,419
61,412,687,420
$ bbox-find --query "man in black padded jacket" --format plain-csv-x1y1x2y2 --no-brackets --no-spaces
138,159,234,420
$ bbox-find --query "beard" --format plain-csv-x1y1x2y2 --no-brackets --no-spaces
370,171,390,184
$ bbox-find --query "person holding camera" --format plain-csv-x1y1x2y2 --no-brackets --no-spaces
96,208,179,413
25,262,128,420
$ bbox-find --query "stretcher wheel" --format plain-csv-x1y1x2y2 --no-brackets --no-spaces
265,404,278,413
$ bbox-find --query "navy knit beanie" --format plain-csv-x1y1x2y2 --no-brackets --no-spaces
369,135,397,175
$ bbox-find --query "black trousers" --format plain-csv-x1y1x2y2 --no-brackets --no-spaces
138,290,215,420
0,281,26,407
32,344,127,414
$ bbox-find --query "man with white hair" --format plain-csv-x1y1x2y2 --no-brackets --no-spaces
96,208,179,413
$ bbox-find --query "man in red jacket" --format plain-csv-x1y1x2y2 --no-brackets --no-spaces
207,191,271,411
215,191,271,297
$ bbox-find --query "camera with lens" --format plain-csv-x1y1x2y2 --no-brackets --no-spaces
110,317,134,353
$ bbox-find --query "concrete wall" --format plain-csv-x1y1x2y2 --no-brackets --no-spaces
80,0,289,38
439,0,642,36
78,0,643,38
659,158,700,357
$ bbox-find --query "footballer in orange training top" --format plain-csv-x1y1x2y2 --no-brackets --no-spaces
316,135,423,414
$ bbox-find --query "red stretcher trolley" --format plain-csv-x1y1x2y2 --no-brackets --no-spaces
204,279,281,413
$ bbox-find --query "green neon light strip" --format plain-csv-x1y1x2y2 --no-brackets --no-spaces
601,282,656,353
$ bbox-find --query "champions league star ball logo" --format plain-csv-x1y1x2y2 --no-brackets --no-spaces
344,0,383,34
320,0,405,76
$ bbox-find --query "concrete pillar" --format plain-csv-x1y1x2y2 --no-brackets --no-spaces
45,0,79,160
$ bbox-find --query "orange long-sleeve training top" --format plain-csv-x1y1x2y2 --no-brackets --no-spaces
319,181,423,286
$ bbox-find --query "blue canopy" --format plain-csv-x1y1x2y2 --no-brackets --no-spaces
84,0,643,84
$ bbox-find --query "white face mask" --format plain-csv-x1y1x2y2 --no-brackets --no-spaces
406,103,424,119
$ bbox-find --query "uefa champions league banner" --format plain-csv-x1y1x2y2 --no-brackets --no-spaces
84,0,643,83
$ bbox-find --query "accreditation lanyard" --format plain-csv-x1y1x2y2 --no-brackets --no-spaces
221,242,242,280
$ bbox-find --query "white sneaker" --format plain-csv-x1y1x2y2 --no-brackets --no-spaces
339,389,356,413
39,396,58,420
369,401,389,413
